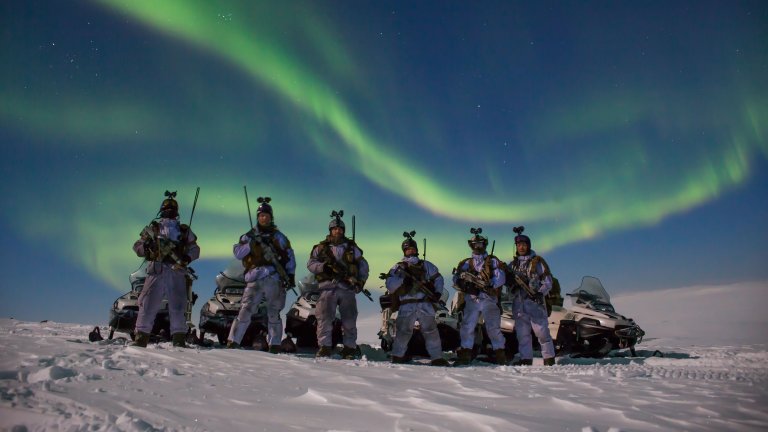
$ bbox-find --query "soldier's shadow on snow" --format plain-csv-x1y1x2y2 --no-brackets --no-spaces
557,349,697,366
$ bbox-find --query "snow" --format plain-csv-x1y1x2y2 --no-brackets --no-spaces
1,282,767,432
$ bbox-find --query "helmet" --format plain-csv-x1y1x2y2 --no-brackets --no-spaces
256,196,273,217
467,227,488,252
513,226,531,246
401,230,418,253
158,190,179,219
329,210,345,231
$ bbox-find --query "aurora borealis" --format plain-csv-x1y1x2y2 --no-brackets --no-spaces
1,1,766,323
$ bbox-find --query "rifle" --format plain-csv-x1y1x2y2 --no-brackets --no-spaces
188,187,200,227
243,187,296,295
510,271,543,304
140,224,197,280
185,186,200,327
252,231,297,295
383,264,441,304
244,185,253,228
456,270,491,295
331,214,372,302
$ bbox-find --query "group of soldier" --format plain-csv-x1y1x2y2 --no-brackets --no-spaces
132,192,557,367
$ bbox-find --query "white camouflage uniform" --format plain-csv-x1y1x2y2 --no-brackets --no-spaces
307,238,369,348
509,251,555,360
133,218,199,336
385,256,444,360
453,253,506,351
228,226,295,346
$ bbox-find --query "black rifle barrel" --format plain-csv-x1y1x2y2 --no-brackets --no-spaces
188,187,200,227
244,185,253,228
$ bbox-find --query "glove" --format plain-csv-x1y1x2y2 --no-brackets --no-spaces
143,238,156,252
529,277,541,291
323,263,333,275
283,274,296,289
180,254,192,266
242,230,257,243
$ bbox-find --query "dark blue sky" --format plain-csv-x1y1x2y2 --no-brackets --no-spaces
1,0,766,324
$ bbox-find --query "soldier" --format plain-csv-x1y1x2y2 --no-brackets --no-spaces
307,210,369,359
383,231,449,366
227,197,296,353
507,226,556,366
452,228,507,365
132,191,200,348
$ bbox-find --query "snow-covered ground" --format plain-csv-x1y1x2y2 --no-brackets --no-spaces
1,282,766,432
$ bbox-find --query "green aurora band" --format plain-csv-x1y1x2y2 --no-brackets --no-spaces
0,1,764,291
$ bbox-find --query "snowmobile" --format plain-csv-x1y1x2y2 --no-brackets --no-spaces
377,289,461,357
198,260,269,346
107,264,197,341
284,275,342,348
107,265,153,341
558,275,645,357
452,275,644,360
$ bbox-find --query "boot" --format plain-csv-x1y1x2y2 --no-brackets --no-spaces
454,348,472,366
340,345,361,360
543,357,556,366
494,349,507,366
252,334,269,351
132,332,150,348
172,333,187,348
268,345,281,354
280,336,297,354
226,340,241,349
391,355,408,364
430,358,450,367
512,358,533,366
316,346,333,358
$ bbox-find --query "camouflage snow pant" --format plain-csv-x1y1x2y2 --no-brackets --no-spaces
135,262,188,336
513,298,555,360
315,287,357,348
228,276,286,345
460,293,505,350
392,306,442,360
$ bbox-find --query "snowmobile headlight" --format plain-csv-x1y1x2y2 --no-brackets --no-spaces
580,318,601,327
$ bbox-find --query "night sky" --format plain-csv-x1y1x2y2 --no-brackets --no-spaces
1,1,766,324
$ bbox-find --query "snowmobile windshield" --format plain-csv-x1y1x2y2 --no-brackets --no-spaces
129,264,147,293
216,259,246,289
569,276,614,312
297,275,319,294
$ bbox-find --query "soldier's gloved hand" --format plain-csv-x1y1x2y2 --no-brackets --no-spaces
243,230,257,243
143,239,155,251
322,263,333,275
283,274,296,289
529,278,541,290
357,282,366,294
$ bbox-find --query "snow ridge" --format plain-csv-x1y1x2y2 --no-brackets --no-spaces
1,318,767,431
